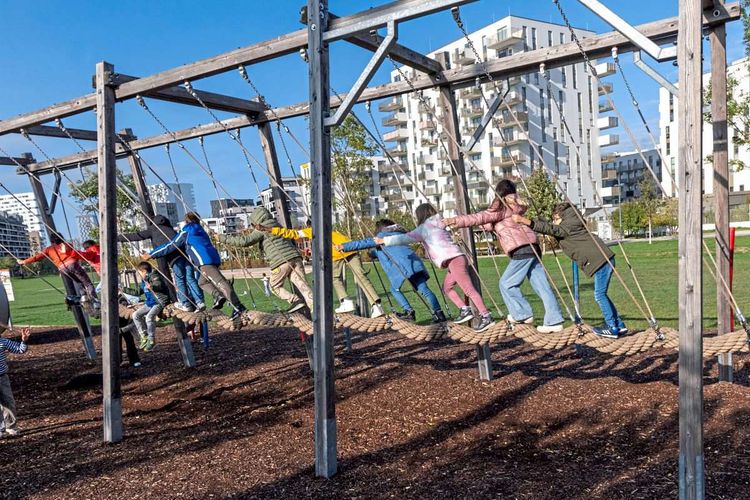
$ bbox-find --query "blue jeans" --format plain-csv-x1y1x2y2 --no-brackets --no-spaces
391,273,442,313
171,257,204,305
499,257,564,326
593,257,625,330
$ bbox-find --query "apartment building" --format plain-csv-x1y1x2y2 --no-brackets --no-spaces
600,149,662,205
0,211,31,259
0,192,48,249
148,183,196,221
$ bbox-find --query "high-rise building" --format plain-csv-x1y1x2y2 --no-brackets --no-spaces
660,56,750,197
210,198,255,218
76,214,99,242
379,16,615,215
148,183,196,221
0,192,49,247
0,211,31,259
258,177,308,227
600,149,662,205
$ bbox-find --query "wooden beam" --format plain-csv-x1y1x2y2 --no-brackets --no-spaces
710,14,732,381
0,155,34,166
677,0,704,497
96,61,123,444
18,3,743,174
20,125,135,142
257,122,292,228
109,74,265,115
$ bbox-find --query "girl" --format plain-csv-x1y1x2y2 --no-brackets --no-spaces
374,204,494,332
339,219,446,323
445,180,564,333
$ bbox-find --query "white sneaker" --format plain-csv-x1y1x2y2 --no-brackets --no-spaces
173,303,193,312
4,428,19,437
335,299,356,314
507,315,534,325
195,302,206,312
370,303,385,318
537,324,564,333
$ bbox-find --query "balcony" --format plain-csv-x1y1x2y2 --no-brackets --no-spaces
486,28,524,50
504,90,522,106
594,62,616,77
597,116,618,130
496,111,528,127
467,179,489,190
382,112,407,127
439,166,454,177
419,120,437,130
492,154,522,167
602,169,618,181
601,153,618,164
378,97,402,112
452,48,475,66
420,135,438,147
379,160,409,174
382,129,410,142
492,133,526,147
599,134,620,148
460,86,482,99
443,201,457,210
598,82,613,96
460,106,484,118
599,101,613,113
425,186,439,196
600,185,620,198
416,154,437,166
386,144,409,157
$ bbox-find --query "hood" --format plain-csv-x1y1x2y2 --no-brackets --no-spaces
250,206,280,227
152,214,173,227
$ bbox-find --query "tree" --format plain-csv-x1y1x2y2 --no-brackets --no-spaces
330,115,377,236
519,167,561,221
636,176,661,244
652,197,679,234
68,167,141,240
610,201,646,237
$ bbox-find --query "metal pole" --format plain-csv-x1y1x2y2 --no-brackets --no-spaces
96,61,123,443
677,1,704,497
307,0,337,478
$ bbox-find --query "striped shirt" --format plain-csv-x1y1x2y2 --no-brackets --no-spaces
0,338,28,376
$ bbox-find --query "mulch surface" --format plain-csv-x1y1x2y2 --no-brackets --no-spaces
1,324,749,499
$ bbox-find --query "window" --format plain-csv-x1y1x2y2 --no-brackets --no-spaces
665,126,671,156
561,67,567,87
470,153,481,161
669,93,675,122
576,93,582,113
531,28,537,50
534,72,539,86
522,26,528,50
540,89,546,142
548,30,553,47
740,185,745,191
558,90,564,115
559,33,565,44
522,86,527,112
572,64,578,89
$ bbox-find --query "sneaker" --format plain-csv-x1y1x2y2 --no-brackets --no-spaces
473,315,495,332
91,299,101,310
211,297,227,310
195,302,206,312
592,326,620,339
395,309,416,321
507,315,534,325
132,362,142,368
432,310,448,323
143,338,155,352
453,307,474,325
4,428,19,437
138,335,148,350
618,326,629,335
537,323,564,333
230,308,246,321
335,299,356,314
173,302,193,312
370,303,385,318
288,302,306,314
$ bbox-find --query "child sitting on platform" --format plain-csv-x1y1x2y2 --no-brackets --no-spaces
513,202,627,338
131,261,170,352
374,204,494,332
0,326,31,438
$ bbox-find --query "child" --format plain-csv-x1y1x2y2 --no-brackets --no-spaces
256,219,384,318
374,204,494,332
0,326,30,437
339,219,446,323
120,215,205,313
19,234,98,306
445,180,564,333
513,202,627,338
220,207,312,314
79,240,101,274
131,261,170,352
146,212,244,320
118,294,141,368
261,273,272,297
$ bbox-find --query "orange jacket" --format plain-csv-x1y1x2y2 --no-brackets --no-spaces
78,244,101,274
22,243,81,269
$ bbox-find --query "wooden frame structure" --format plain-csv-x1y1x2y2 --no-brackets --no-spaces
0,0,740,492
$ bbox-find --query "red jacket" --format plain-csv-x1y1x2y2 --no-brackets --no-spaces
78,244,101,274
451,194,538,256
22,243,81,269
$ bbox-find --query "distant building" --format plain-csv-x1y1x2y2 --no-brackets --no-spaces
257,177,307,227
76,214,98,241
0,192,48,247
148,183,196,221
210,198,255,218
600,149,662,205
0,211,31,259
153,202,180,225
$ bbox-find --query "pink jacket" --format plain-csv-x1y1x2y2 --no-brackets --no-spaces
383,214,464,268
451,194,538,255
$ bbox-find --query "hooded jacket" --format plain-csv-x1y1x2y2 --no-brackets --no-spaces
341,226,428,289
220,207,301,270
530,204,614,277
450,193,538,257
150,221,221,267
119,215,182,265
382,214,463,268
22,242,80,269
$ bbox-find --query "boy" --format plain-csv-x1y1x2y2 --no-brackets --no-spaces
513,202,627,338
132,261,170,352
0,326,31,437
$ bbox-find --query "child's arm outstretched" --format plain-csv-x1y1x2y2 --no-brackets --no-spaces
339,237,377,253
513,214,567,239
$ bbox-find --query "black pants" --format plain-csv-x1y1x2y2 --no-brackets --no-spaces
120,323,140,366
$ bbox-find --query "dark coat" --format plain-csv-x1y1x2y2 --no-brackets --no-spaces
119,215,181,264
221,207,300,270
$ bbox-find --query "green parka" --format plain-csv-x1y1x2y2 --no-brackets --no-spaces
530,204,614,278
220,207,301,270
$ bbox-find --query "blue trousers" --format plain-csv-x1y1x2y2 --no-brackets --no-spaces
499,257,564,326
391,273,442,313
593,257,626,330
171,257,204,305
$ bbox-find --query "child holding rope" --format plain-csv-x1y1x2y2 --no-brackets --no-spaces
0,326,30,438
338,219,446,323
130,261,170,352
444,180,564,333
513,202,627,338
374,204,494,332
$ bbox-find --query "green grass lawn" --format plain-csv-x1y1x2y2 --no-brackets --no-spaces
9,236,750,331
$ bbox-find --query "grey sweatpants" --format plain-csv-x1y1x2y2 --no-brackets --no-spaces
132,304,163,340
198,265,243,310
0,374,17,431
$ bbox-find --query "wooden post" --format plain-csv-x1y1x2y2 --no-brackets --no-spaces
677,1,704,497
710,16,732,383
307,0,337,478
125,144,195,368
435,53,493,381
96,61,122,443
28,173,97,360
258,122,293,228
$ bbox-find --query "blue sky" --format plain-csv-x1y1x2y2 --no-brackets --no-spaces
0,0,745,236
